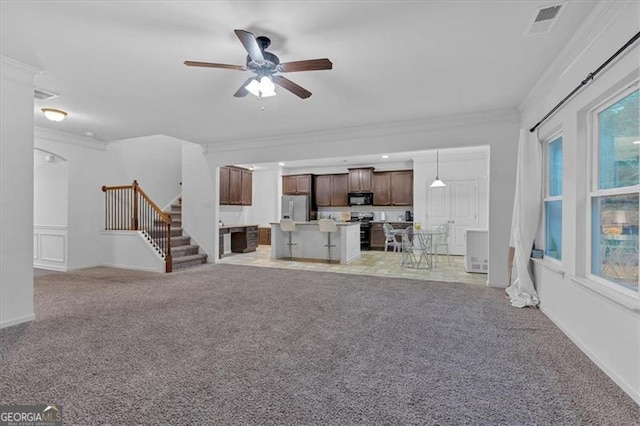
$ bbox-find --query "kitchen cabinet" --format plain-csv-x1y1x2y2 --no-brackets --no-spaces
390,171,413,206
315,174,348,207
372,170,413,206
230,225,258,253
370,222,412,250
219,166,230,205
220,166,252,206
283,174,312,195
348,168,373,192
258,227,271,245
372,172,391,206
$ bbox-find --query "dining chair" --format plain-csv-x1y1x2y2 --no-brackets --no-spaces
432,223,451,265
382,223,402,252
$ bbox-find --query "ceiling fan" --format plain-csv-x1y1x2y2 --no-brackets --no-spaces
184,29,332,99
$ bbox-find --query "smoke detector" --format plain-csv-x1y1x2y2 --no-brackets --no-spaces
525,3,565,36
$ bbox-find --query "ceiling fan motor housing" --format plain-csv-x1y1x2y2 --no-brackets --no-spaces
246,36,280,76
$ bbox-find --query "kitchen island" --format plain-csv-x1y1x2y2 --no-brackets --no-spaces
270,221,361,264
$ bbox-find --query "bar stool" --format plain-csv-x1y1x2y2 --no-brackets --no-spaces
319,219,337,262
280,219,297,260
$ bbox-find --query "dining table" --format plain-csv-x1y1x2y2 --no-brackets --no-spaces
401,228,447,269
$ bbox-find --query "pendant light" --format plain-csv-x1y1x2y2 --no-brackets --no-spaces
430,150,446,188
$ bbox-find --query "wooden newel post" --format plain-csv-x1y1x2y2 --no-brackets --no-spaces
131,180,139,230
165,216,172,273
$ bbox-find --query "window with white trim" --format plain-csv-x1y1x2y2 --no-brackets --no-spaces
589,87,639,293
544,135,563,261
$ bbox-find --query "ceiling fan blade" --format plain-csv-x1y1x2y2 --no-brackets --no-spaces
279,58,333,73
273,76,312,99
234,29,264,63
184,61,246,71
233,77,256,98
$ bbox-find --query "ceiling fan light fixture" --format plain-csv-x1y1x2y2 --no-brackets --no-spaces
259,76,276,97
41,108,67,122
245,76,277,98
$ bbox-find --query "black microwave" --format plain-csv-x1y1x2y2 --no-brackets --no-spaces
348,192,373,206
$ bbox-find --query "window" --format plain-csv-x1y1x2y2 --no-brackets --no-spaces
590,88,639,293
544,136,562,260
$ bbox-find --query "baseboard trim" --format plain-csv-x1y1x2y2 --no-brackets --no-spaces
33,263,67,272
100,263,164,273
1,313,36,329
539,304,640,405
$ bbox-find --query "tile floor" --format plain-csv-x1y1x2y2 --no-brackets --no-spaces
218,245,489,286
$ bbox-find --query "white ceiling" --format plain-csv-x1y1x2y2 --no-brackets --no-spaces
1,1,596,145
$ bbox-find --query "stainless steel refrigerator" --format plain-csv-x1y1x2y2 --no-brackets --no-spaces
281,195,311,222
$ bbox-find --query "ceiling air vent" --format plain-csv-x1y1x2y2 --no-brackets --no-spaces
525,3,565,36
34,88,58,101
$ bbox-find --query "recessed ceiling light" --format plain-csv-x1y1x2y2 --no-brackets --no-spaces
248,166,255,171
278,162,285,166
85,132,94,137
41,108,67,122
382,155,389,159
633,140,640,145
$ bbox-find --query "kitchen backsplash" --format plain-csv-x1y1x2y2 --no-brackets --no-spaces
318,206,413,222
219,206,246,225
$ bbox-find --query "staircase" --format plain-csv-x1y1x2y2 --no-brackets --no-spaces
163,198,207,271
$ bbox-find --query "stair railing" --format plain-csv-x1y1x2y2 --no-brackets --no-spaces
101,180,172,272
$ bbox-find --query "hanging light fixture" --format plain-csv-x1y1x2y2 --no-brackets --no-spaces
41,108,68,122
430,150,446,188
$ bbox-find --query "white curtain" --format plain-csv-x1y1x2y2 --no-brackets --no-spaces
506,129,542,308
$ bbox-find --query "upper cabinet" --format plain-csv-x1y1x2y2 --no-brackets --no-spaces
315,174,348,207
283,174,312,195
220,166,252,206
390,170,413,206
348,168,373,192
373,170,413,206
372,172,391,206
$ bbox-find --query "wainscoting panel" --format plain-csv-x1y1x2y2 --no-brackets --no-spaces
34,226,67,271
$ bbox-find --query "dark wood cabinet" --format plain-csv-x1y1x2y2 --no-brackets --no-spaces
258,227,271,245
331,174,349,206
315,174,348,207
348,168,374,192
315,175,332,206
229,167,242,205
241,169,252,206
219,166,230,205
390,171,413,206
370,223,386,249
231,225,258,253
369,222,412,250
372,172,391,206
372,170,413,206
220,166,252,206
282,174,312,195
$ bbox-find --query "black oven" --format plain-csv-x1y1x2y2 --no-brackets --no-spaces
348,192,373,206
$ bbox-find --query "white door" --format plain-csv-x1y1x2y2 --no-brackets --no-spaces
428,179,478,255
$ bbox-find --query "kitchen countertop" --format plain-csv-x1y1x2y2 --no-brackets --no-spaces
219,224,259,229
371,220,414,224
270,221,359,226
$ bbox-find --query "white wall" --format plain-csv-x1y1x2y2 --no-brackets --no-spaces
519,1,640,403
0,57,39,328
35,129,108,270
204,109,519,285
182,142,216,259
244,167,280,227
100,231,165,272
104,135,182,208
34,149,68,226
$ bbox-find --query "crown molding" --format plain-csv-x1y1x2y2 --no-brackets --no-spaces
0,55,41,85
35,126,107,151
519,0,633,113
204,108,519,154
